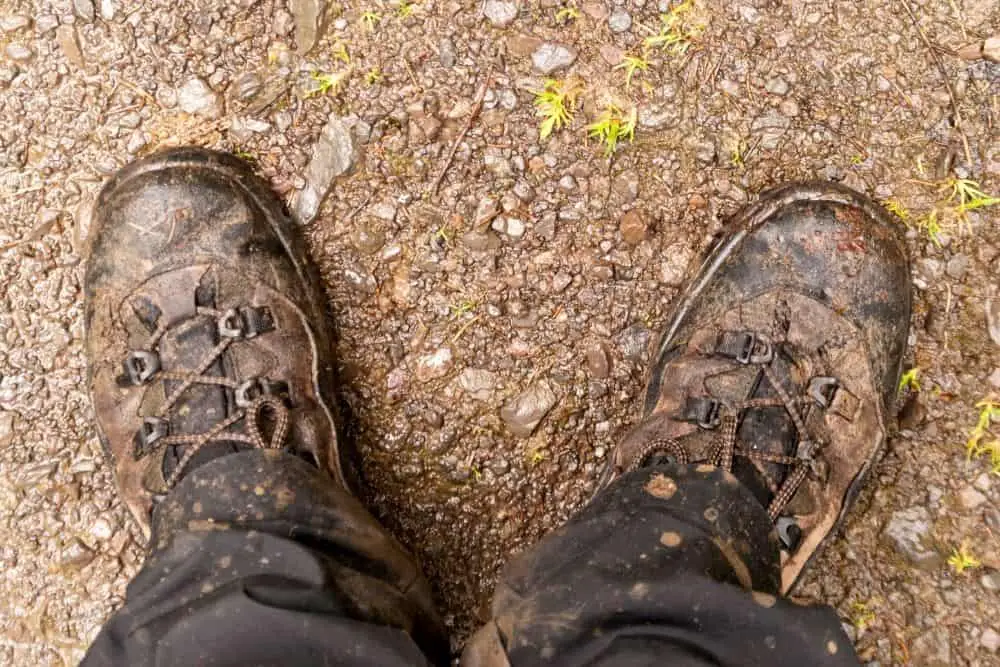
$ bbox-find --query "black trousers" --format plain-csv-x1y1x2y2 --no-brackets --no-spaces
82,451,859,666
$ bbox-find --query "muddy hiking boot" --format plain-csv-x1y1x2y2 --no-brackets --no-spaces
84,147,353,539
600,182,911,592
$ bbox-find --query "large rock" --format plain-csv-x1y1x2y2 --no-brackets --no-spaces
882,506,941,569
501,380,558,437
294,114,355,223
290,0,327,55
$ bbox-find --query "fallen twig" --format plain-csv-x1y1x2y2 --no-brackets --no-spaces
429,68,492,197
897,0,973,167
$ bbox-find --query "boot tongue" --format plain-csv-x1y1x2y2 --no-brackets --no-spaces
728,350,800,508
158,315,244,479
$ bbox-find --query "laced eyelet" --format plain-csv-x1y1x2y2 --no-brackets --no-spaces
235,377,289,408
134,416,169,458
808,376,839,408
123,350,161,385
776,516,802,550
681,397,721,430
217,306,275,340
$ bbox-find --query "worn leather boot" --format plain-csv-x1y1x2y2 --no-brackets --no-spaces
600,182,911,592
85,147,354,539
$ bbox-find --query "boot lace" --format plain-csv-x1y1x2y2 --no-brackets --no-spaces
627,337,835,522
122,305,290,488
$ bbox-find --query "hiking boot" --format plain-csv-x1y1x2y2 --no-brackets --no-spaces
599,181,911,592
84,147,353,539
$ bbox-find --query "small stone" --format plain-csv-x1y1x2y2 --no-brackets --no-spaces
957,485,987,510
981,572,1000,592
0,15,31,32
178,77,223,119
505,218,526,238
125,130,148,154
483,0,518,27
56,25,84,67
99,0,115,20
751,109,791,150
660,243,693,286
73,0,95,22
617,324,651,363
90,518,113,541
619,209,647,245
779,99,800,117
558,174,576,192
974,472,992,493
415,347,454,382
439,37,456,67
982,628,1000,654
944,253,968,279
295,114,355,223
986,299,1000,347
984,36,1000,63
474,195,500,228
989,368,1000,388
608,8,632,33
531,43,577,75
459,368,498,400
232,71,263,102
290,0,328,55
584,343,610,378
513,180,535,202
694,139,716,164
5,43,33,61
59,539,95,572
501,380,558,437
371,200,397,222
882,506,941,569
739,5,759,22
765,77,789,95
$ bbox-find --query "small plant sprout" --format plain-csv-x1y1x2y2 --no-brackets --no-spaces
306,70,350,98
643,0,704,55
947,542,981,575
555,4,580,22
365,67,384,85
948,178,1000,215
728,137,748,169
616,53,650,89
883,198,910,223
361,10,382,31
332,41,350,64
397,0,416,18
449,298,478,319
527,448,546,466
967,397,1000,474
587,105,637,157
534,78,583,140
917,209,943,247
898,367,920,394
849,600,877,631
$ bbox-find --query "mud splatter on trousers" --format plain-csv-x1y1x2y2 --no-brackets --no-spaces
82,451,858,666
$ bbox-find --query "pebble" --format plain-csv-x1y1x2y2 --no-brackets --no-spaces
531,43,577,75
765,77,789,95
617,324,651,363
513,180,535,202
59,539,95,572
483,0,518,27
882,506,941,569
295,114,355,223
982,572,1000,592
0,15,31,32
982,628,1000,654
500,380,558,437
439,37,456,67
558,174,576,192
5,43,33,61
125,130,147,154
660,243,693,285
99,0,115,20
232,71,263,102
584,343,610,378
289,0,327,54
35,14,58,33
619,209,647,245
177,77,223,119
415,347,454,382
957,485,987,510
73,0,95,22
608,8,632,33
750,109,790,150
90,518,113,541
944,253,968,279
505,218,526,238
56,25,84,67
458,368,498,400
986,299,1000,347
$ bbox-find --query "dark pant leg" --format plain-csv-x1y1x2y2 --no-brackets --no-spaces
463,463,859,667
82,450,448,666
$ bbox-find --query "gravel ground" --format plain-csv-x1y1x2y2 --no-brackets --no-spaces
1,0,999,664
